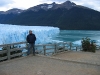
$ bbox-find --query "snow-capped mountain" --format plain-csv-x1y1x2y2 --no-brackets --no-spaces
0,1,92,14
0,8,23,14
0,11,5,14
0,0,100,30
27,1,76,11
27,2,55,11
0,1,76,13
52,1,76,10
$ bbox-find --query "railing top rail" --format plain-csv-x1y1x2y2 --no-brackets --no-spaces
0,42,27,47
7,42,27,46
0,41,71,47
56,42,71,44
0,45,8,47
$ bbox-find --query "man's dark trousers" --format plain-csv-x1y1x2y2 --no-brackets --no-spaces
27,43,35,55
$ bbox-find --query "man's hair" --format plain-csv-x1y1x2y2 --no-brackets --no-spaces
29,30,32,32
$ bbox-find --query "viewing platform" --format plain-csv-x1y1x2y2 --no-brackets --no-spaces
0,42,100,75
0,50,100,75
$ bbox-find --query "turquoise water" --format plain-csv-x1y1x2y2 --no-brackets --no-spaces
53,30,100,45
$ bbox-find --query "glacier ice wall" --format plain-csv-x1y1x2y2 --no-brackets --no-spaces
0,24,60,45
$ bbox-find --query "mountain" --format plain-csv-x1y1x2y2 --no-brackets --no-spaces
26,1,76,11
0,8,23,14
0,8,23,23
0,1,100,30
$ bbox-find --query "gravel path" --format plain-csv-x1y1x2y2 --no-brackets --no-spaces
0,51,100,75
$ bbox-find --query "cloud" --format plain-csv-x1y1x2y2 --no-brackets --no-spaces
0,0,42,11
9,0,45,9
40,0,65,3
0,0,100,11
0,0,14,7
76,0,100,11
0,0,15,11
41,0,100,11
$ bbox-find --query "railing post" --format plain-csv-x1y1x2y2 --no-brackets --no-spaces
63,42,65,51
70,42,72,50
80,46,82,51
54,43,57,54
7,45,10,60
76,46,77,51
43,45,46,55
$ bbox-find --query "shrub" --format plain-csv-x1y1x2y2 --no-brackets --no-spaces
81,37,96,53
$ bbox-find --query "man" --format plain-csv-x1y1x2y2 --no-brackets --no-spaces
26,30,36,56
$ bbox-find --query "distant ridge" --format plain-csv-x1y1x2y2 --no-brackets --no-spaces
0,0,100,30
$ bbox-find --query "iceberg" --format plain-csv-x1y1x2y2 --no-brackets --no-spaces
0,24,60,45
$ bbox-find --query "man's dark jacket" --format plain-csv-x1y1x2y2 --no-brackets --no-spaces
26,34,36,44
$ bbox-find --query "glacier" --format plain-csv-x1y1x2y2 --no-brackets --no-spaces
0,24,60,45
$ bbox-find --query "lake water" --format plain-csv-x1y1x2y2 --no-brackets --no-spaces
53,30,100,46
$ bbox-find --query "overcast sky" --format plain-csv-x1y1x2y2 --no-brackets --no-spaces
0,0,100,11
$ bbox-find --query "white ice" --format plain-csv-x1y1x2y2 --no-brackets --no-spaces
0,24,60,45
